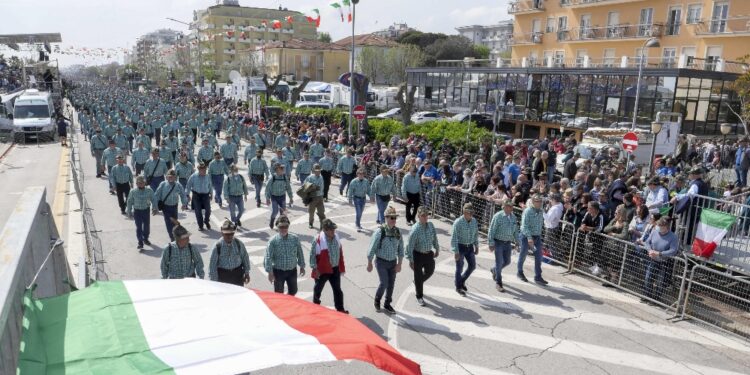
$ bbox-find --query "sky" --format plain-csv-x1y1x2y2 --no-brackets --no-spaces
0,0,511,67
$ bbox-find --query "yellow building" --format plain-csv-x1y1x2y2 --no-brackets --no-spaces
192,2,318,81
255,39,350,82
509,0,750,69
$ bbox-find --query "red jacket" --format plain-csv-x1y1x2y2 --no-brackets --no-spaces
312,235,345,278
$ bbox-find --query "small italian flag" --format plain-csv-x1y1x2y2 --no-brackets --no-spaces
343,0,353,22
330,2,344,22
306,9,321,27
692,208,735,258
17,280,421,375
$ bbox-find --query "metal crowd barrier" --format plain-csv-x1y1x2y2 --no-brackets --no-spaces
681,264,750,338
541,221,577,269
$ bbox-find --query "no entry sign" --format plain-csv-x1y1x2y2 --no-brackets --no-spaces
622,132,639,152
353,105,366,121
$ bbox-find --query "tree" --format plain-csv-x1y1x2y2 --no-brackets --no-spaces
397,31,447,50
290,76,311,107
357,46,385,85
726,57,750,136
396,83,417,125
384,45,425,84
318,32,332,43
473,45,490,60
423,35,476,65
262,74,282,105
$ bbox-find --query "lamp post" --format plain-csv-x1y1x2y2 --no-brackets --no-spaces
348,0,360,143
648,121,663,176
632,37,660,130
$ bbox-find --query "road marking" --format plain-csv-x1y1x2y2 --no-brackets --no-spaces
396,312,747,375
399,350,514,375
433,264,643,305
425,286,750,352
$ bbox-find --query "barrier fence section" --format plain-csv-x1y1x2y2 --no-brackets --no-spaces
681,264,750,338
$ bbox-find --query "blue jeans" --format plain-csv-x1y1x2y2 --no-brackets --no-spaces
250,175,264,204
339,172,354,194
228,195,245,222
374,258,397,304
224,157,234,166
211,174,224,204
375,195,390,224
454,244,476,289
299,173,309,184
133,209,150,245
518,234,543,279
492,240,512,284
178,178,187,189
643,259,671,301
162,205,178,241
149,176,164,192
735,166,748,187
191,192,211,229
352,196,365,227
270,194,286,227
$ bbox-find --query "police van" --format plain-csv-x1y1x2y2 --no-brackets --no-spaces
11,89,55,138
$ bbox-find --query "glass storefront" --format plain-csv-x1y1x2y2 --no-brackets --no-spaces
406,67,743,137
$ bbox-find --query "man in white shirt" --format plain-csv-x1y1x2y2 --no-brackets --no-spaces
644,177,669,215
543,193,564,260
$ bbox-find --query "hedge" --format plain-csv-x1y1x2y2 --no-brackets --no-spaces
368,118,493,153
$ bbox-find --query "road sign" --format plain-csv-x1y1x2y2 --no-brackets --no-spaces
622,132,639,152
353,105,366,120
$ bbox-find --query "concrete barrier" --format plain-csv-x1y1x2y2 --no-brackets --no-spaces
0,186,71,374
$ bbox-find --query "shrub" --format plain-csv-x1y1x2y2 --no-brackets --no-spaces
368,118,492,152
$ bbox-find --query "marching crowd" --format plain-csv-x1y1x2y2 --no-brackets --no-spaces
66,81,719,313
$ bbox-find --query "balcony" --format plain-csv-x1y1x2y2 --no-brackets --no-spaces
694,16,750,37
563,23,663,43
508,32,543,45
508,0,544,15
559,0,645,8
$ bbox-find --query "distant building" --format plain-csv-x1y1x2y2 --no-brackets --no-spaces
133,29,183,79
373,23,415,40
252,38,349,82
190,1,318,81
334,33,398,84
456,21,513,60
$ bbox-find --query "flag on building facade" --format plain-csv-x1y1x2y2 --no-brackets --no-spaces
271,19,282,29
17,280,421,375
285,15,294,24
330,2,344,22
306,9,321,27
692,208,735,258
342,0,353,22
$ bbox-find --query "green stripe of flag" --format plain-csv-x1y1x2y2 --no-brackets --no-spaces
330,2,341,8
18,281,174,375
701,208,735,229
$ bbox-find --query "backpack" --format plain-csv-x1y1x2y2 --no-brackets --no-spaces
167,243,199,277
215,238,242,257
378,226,404,248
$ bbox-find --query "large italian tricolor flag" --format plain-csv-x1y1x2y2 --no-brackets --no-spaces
692,208,735,258
17,279,421,375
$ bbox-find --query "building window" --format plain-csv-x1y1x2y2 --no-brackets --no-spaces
554,51,565,67
638,8,654,36
546,17,555,33
575,50,587,67
710,2,730,33
687,4,702,24
603,49,616,67
662,48,677,68
666,6,682,35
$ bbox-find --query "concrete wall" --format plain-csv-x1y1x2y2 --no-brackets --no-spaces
0,186,71,374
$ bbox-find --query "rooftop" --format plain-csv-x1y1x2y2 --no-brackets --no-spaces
333,33,398,48
250,38,349,51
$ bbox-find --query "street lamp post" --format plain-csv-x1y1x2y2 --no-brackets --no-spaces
648,121,663,176
632,37,661,130
348,1,359,143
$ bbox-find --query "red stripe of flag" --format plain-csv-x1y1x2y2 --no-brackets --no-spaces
256,290,421,375
692,237,718,258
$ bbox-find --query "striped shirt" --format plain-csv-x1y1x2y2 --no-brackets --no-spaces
401,173,422,195
336,156,356,174
347,177,371,199
158,146,173,165
249,158,270,177
109,164,133,185
113,134,129,150
406,222,439,261
208,159,229,176
243,144,259,161
197,146,214,162
135,134,151,150
160,242,205,279
309,235,341,269
223,174,247,197
488,211,517,243
208,238,250,281
304,174,324,197
274,135,288,149
152,181,187,207
131,148,150,166
143,158,168,178
101,147,123,167
520,207,544,237
371,174,397,196
126,187,154,214
254,133,267,147
186,172,212,194
264,233,305,272
220,142,238,159
309,143,324,158
265,173,293,199
174,161,194,180
270,156,291,172
296,159,313,177
450,216,479,253
368,225,404,261
319,156,334,172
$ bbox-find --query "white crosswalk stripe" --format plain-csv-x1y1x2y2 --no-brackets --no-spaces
395,312,747,375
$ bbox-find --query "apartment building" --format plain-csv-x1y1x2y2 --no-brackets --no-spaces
456,21,514,60
254,39,350,82
191,0,318,81
509,0,750,69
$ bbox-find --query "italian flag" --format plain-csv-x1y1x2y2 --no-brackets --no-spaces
692,208,735,258
342,0,353,22
330,2,344,22
306,9,321,27
18,280,421,375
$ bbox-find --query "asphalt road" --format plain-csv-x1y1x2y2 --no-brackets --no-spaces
68,113,750,375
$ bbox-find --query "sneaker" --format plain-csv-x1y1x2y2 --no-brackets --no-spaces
337,309,350,314
534,278,549,286
197,227,204,231
374,300,381,312
517,273,529,282
143,239,152,246
383,304,396,314
461,285,468,292
490,267,497,282
309,224,314,229
417,297,426,306
236,220,242,227
120,210,126,215
456,288,467,296
137,242,144,250
256,202,261,208
496,282,505,293
206,222,211,230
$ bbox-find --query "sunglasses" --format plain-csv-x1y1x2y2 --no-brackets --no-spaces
387,216,397,220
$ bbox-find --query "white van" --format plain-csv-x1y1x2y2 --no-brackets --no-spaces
12,89,55,137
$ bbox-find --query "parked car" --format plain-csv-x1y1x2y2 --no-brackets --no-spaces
543,112,575,124
376,107,402,119
410,111,444,124
450,113,494,129
295,101,333,109
566,116,600,128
